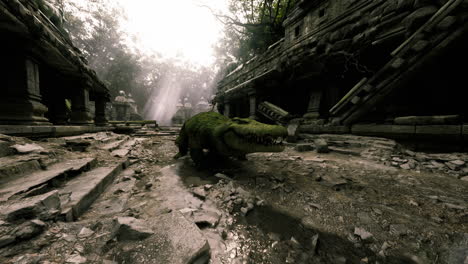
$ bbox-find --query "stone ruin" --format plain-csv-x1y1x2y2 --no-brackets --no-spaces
215,0,468,150
108,91,142,121
171,96,212,125
0,0,110,128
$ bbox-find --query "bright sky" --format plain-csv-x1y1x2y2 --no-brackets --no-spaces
118,0,228,66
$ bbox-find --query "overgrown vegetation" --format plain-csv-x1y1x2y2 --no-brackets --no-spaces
211,0,296,64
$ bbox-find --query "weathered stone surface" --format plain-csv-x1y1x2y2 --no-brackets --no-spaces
354,227,373,241
113,212,210,264
0,190,60,222
11,143,44,154
415,125,462,140
351,125,416,139
191,186,207,200
314,139,329,153
113,217,154,241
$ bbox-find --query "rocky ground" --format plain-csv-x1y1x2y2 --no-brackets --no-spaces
0,129,467,264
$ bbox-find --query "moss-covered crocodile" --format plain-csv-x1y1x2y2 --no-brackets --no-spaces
175,112,287,165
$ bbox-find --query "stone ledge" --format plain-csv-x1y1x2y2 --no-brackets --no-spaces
414,125,462,140
351,124,415,139
299,125,350,134
0,125,114,138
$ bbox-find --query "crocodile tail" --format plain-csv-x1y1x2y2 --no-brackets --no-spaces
174,124,188,158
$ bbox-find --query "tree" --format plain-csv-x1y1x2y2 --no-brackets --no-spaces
207,0,296,63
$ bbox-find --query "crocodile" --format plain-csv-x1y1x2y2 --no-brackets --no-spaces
174,112,287,166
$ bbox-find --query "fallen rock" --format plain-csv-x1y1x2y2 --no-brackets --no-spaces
11,143,45,154
1,190,61,222
191,186,206,200
113,217,154,241
77,227,94,238
311,234,319,256
314,139,329,153
13,253,46,264
214,173,232,181
354,227,373,241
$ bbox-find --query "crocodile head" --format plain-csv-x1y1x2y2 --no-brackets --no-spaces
215,117,287,154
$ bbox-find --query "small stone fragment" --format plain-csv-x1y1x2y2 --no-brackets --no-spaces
191,186,206,200
78,227,94,238
354,227,373,241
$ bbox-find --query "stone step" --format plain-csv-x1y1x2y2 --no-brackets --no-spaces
0,157,96,202
83,168,137,217
100,136,130,152
111,139,138,158
59,162,125,221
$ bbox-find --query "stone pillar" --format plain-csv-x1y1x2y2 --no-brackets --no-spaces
303,89,323,120
49,97,69,125
94,95,108,126
249,94,257,119
70,83,93,125
0,56,50,125
224,103,231,118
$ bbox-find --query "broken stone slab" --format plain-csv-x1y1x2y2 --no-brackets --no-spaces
11,143,44,154
101,137,129,152
214,173,232,181
314,139,329,153
0,157,96,202
60,163,124,221
0,190,61,222
112,212,210,264
113,217,154,241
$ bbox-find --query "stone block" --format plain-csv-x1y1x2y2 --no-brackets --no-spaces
0,126,33,136
314,139,329,153
394,115,460,125
351,124,415,139
415,125,462,140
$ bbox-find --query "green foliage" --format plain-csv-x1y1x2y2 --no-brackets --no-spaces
214,0,296,63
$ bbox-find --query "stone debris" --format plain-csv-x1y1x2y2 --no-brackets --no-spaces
1,190,61,222
77,227,94,238
113,217,154,241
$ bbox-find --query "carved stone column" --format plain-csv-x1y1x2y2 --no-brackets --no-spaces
249,94,257,119
224,103,231,118
303,89,323,120
0,56,50,125
70,81,93,124
94,95,108,126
